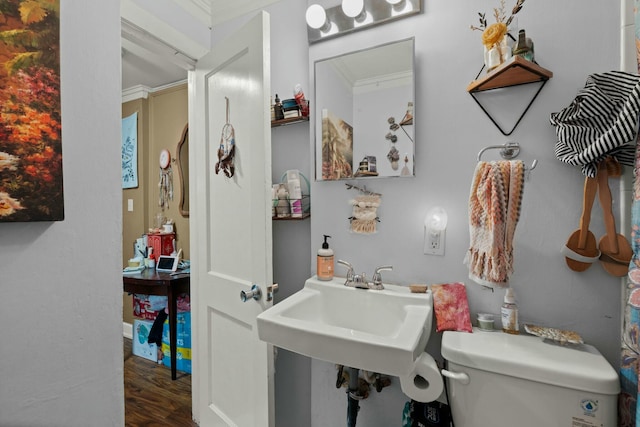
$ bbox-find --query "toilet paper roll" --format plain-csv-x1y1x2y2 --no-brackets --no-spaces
399,352,444,403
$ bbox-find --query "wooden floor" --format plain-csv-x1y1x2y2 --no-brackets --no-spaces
124,338,197,427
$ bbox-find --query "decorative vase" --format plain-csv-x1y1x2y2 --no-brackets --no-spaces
484,35,512,72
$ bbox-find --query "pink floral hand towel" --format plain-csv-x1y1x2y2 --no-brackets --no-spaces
431,282,472,333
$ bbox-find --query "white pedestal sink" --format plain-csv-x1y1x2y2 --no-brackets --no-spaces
257,276,433,376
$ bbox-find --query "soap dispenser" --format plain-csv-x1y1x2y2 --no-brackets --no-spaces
501,287,519,334
317,235,334,281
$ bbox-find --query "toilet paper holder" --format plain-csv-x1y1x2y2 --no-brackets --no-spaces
399,352,445,403
441,369,470,385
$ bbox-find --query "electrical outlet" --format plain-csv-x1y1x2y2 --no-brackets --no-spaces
424,229,445,256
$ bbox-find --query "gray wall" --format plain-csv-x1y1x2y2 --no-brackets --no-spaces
0,1,621,426
220,1,627,426
308,0,626,426
219,1,627,426
0,2,123,425
310,0,622,358
267,4,314,426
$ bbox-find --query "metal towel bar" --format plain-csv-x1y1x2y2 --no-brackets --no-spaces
477,142,538,172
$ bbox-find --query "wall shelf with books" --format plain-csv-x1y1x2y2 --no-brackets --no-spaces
271,99,309,128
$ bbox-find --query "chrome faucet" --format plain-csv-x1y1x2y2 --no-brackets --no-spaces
351,272,370,289
338,260,368,289
337,260,393,290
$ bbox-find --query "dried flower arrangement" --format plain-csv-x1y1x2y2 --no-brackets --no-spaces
470,0,525,48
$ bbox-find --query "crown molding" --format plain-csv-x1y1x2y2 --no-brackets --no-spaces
122,79,189,103
122,85,151,103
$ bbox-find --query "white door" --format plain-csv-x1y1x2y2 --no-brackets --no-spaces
189,11,274,427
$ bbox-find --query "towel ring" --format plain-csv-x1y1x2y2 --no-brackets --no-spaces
477,142,538,172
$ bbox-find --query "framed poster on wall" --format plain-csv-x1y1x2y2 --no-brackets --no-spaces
0,1,62,222
122,112,138,189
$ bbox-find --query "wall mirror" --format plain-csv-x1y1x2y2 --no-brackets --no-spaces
176,124,189,217
314,37,415,181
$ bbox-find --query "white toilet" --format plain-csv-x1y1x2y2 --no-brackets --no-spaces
441,328,620,427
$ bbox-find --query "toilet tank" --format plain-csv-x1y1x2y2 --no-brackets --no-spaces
441,329,619,427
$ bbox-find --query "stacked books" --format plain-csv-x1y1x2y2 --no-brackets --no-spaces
282,98,301,119
283,107,301,119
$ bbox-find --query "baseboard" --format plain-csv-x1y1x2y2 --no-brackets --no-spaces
123,322,133,339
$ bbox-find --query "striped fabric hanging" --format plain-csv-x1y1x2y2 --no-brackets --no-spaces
550,71,640,177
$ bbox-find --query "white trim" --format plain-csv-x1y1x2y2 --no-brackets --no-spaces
150,79,189,94
121,37,193,72
121,1,209,59
121,17,198,70
122,79,188,102
175,0,212,27
122,84,151,103
211,0,283,27
120,18,196,70
123,322,133,340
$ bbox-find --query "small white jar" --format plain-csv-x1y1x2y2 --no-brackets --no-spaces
477,313,495,331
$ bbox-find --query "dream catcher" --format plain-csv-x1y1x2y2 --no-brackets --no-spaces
215,97,236,178
158,148,173,209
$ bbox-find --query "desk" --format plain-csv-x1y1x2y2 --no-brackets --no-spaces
123,269,190,380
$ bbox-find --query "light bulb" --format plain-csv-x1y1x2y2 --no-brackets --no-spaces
424,207,447,256
342,0,364,18
306,4,329,30
389,0,411,15
425,207,448,232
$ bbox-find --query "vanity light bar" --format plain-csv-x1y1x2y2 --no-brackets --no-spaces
342,0,365,18
306,0,422,44
306,4,331,31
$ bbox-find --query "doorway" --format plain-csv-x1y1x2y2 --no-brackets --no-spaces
120,3,313,425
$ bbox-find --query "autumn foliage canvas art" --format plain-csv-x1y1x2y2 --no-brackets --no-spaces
0,0,61,222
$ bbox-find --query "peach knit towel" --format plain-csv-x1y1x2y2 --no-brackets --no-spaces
466,160,525,288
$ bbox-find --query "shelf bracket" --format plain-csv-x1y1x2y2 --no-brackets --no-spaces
469,79,548,136
467,58,552,136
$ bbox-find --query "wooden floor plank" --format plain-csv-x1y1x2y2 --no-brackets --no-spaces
124,338,197,427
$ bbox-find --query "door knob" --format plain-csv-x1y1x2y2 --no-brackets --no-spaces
240,284,261,302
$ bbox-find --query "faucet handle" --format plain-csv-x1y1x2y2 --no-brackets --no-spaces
375,265,393,274
371,265,393,289
337,259,355,284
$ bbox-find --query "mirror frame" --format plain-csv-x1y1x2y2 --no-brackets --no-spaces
176,124,189,217
313,37,415,181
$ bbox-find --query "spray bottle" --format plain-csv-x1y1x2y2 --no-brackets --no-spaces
293,84,309,117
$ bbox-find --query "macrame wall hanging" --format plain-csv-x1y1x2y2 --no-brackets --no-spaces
215,96,236,178
346,183,381,234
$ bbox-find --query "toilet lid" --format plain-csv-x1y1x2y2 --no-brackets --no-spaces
441,329,619,395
